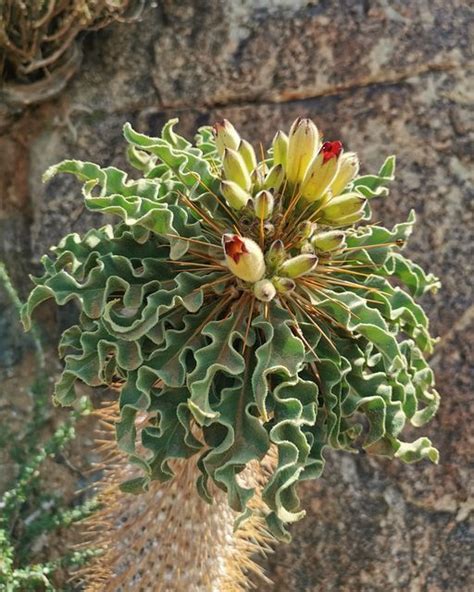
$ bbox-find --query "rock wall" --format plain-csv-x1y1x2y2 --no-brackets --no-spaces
0,1,472,589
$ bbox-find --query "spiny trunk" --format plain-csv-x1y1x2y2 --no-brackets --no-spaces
75,404,276,592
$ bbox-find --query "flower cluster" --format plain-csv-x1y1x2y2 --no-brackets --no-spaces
215,118,365,304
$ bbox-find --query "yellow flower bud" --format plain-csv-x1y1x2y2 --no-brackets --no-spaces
319,193,366,227
295,221,315,241
273,276,296,294
301,141,343,204
279,254,318,278
254,190,274,219
220,180,251,211
311,230,346,252
251,162,268,192
272,131,289,168
323,210,365,227
213,119,241,157
285,118,319,186
222,234,265,283
300,241,315,254
265,239,286,268
329,152,359,196
238,139,257,173
263,164,285,191
320,192,365,217
253,279,276,302
222,148,252,191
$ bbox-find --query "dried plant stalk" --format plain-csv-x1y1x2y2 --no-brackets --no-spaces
0,0,143,105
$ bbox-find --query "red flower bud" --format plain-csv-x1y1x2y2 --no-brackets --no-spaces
321,141,343,163
222,234,266,282
223,234,248,264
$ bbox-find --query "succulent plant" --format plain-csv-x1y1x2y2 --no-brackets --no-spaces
23,116,441,541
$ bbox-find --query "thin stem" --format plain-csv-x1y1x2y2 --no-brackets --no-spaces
188,171,241,228
242,296,256,354
280,297,321,359
165,234,221,249
177,190,226,236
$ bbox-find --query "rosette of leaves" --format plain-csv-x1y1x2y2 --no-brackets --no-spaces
22,117,441,540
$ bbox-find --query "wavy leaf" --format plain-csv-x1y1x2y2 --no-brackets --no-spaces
123,121,219,194
252,305,306,420
187,308,247,424
352,155,396,199
263,378,317,526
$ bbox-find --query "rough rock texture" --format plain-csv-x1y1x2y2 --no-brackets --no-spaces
0,0,472,590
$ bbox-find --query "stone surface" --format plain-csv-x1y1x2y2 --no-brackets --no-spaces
0,0,472,590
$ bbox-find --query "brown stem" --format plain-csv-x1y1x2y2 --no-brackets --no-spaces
74,403,277,592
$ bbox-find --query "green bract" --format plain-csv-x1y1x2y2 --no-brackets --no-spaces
22,117,441,540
